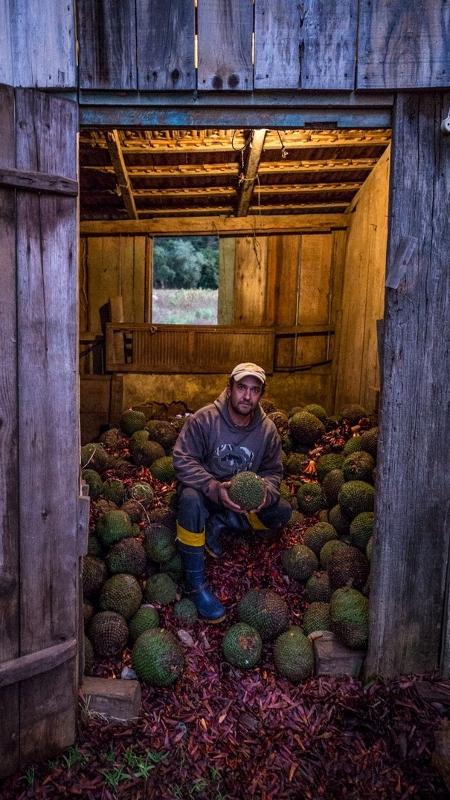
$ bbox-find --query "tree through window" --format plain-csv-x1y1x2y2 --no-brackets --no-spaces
152,236,219,324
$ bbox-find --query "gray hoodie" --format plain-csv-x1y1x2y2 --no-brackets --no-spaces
172,389,283,506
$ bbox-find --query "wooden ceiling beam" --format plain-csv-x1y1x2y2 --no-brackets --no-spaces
130,181,362,199
80,212,349,236
106,130,138,220
82,157,377,179
236,128,267,217
82,130,390,155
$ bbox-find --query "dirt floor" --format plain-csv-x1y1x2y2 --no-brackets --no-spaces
1,419,449,799
1,528,448,799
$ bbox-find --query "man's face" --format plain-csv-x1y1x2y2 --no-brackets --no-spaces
228,377,263,417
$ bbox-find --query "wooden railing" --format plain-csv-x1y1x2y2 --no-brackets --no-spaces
104,323,334,374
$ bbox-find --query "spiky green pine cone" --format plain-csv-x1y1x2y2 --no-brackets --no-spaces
128,605,160,643
132,628,185,686
273,626,314,682
303,522,337,555
105,538,147,576
88,611,129,657
99,574,143,620
330,587,369,650
281,544,318,582
222,623,262,669
120,408,146,436
96,509,133,546
237,588,289,642
228,471,265,511
144,524,176,563
302,602,331,635
144,572,177,605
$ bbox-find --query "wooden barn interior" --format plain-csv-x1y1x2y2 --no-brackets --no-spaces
79,126,391,442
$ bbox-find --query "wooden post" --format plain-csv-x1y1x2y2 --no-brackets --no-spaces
366,92,450,678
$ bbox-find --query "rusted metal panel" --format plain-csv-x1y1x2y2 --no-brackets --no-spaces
106,323,274,373
137,0,195,90
366,92,450,678
358,1,450,89
254,0,358,90
197,0,253,91
77,0,137,89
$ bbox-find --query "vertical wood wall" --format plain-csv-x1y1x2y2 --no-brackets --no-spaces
366,93,450,678
1,1,448,91
333,148,390,414
0,87,79,773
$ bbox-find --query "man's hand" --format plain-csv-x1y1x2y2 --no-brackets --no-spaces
218,481,244,512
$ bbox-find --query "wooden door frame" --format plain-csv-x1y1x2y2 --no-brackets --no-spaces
76,91,448,678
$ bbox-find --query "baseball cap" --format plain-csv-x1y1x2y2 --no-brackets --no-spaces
230,362,266,384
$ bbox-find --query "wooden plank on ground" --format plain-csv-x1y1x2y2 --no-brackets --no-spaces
254,0,358,90
198,0,253,91
77,0,137,89
357,1,450,89
137,0,195,90
366,92,450,679
15,88,79,761
10,0,76,88
0,84,20,779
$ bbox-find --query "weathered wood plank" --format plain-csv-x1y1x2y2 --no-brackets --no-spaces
198,0,253,91
273,235,301,369
234,237,268,324
0,84,20,779
358,1,450,89
137,0,195,90
218,238,235,325
0,0,14,84
77,0,137,89
11,0,76,88
366,93,450,678
80,213,348,237
0,167,78,195
106,131,138,219
15,89,79,758
0,640,77,689
254,0,358,90
333,149,389,415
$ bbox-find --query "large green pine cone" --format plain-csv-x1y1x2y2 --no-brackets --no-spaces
228,471,265,511
80,442,109,472
222,623,262,669
340,404,368,425
273,626,314,682
305,571,331,602
120,408,146,436
144,524,177,563
328,505,350,535
82,469,103,499
350,512,374,552
146,420,179,452
319,540,349,570
303,522,337,555
342,452,375,483
174,598,198,626
105,538,147,576
302,602,331,635
144,572,178,605
132,628,185,686
82,555,108,599
281,544,318,582
360,427,378,459
328,545,370,592
296,482,326,515
330,587,369,650
316,453,345,482
96,509,133,546
128,605,160,643
129,482,154,508
338,481,375,520
99,574,143,620
289,411,325,446
343,435,363,455
237,588,289,642
102,478,126,505
150,456,176,484
322,469,345,507
88,611,129,657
